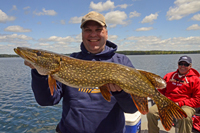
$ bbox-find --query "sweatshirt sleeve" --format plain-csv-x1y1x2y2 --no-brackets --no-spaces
31,69,63,106
112,55,138,113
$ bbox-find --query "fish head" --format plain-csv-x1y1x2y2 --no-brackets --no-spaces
14,47,61,75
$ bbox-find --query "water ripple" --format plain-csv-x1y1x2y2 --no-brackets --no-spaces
1,55,200,132
0,58,61,133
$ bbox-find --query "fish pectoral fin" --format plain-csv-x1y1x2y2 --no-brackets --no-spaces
157,96,187,131
131,94,148,115
99,84,112,102
137,69,166,89
48,75,57,96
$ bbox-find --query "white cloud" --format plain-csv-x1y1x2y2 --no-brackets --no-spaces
129,11,141,18
38,36,76,43
33,8,57,16
191,14,200,21
38,43,50,46
90,0,130,12
135,27,153,31
70,1,131,27
23,6,31,14
186,24,200,30
23,6,30,10
108,35,118,41
11,5,17,11
75,33,82,42
123,35,200,51
35,34,82,54
2,33,200,54
109,24,117,28
166,0,200,20
90,0,115,12
0,10,16,23
174,0,195,5
116,4,128,9
171,36,200,45
60,20,66,25
141,13,158,24
4,26,31,32
6,34,32,40
0,34,33,49
105,10,128,27
69,16,82,24
126,36,161,43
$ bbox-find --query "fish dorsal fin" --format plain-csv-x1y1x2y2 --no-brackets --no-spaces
99,84,112,102
131,94,149,115
137,69,166,89
48,75,57,96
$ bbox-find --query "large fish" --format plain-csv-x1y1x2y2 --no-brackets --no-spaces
14,47,187,131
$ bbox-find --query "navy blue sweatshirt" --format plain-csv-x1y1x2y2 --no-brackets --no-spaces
31,41,137,133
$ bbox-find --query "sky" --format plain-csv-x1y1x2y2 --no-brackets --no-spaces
1,0,200,54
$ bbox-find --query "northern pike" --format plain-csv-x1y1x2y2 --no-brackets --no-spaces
14,47,187,131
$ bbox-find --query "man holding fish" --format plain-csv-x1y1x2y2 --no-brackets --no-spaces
24,11,138,133
15,11,188,133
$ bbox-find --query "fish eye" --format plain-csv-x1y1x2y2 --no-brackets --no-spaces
37,51,42,56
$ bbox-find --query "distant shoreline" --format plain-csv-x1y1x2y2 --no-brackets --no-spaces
1,50,200,58
0,54,19,58
116,50,200,55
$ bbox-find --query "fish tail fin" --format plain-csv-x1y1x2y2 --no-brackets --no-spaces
156,96,187,131
131,94,148,115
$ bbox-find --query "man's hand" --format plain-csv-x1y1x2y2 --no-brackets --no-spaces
107,83,122,92
24,60,35,69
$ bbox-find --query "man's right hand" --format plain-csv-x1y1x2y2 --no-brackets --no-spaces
24,60,35,69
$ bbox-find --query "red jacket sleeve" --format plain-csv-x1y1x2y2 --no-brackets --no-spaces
178,78,200,108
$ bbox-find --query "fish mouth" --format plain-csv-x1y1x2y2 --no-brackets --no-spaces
14,47,37,63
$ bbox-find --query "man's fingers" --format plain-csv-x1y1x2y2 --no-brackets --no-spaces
108,84,122,92
114,84,122,91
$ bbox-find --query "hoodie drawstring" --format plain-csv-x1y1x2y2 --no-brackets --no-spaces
171,72,189,84
185,76,189,84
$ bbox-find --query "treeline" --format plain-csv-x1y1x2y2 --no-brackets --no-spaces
1,50,200,57
116,50,200,55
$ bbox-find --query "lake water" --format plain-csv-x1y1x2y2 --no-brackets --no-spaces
1,54,200,133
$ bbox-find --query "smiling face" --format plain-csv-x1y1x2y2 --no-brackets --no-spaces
82,21,108,54
178,61,192,75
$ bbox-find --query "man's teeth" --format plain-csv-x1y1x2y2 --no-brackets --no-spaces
90,40,98,42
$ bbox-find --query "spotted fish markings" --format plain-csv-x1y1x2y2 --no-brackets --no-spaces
14,47,187,131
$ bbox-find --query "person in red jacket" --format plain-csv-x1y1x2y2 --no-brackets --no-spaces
147,55,200,133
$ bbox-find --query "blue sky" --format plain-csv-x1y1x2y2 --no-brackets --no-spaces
1,0,200,54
